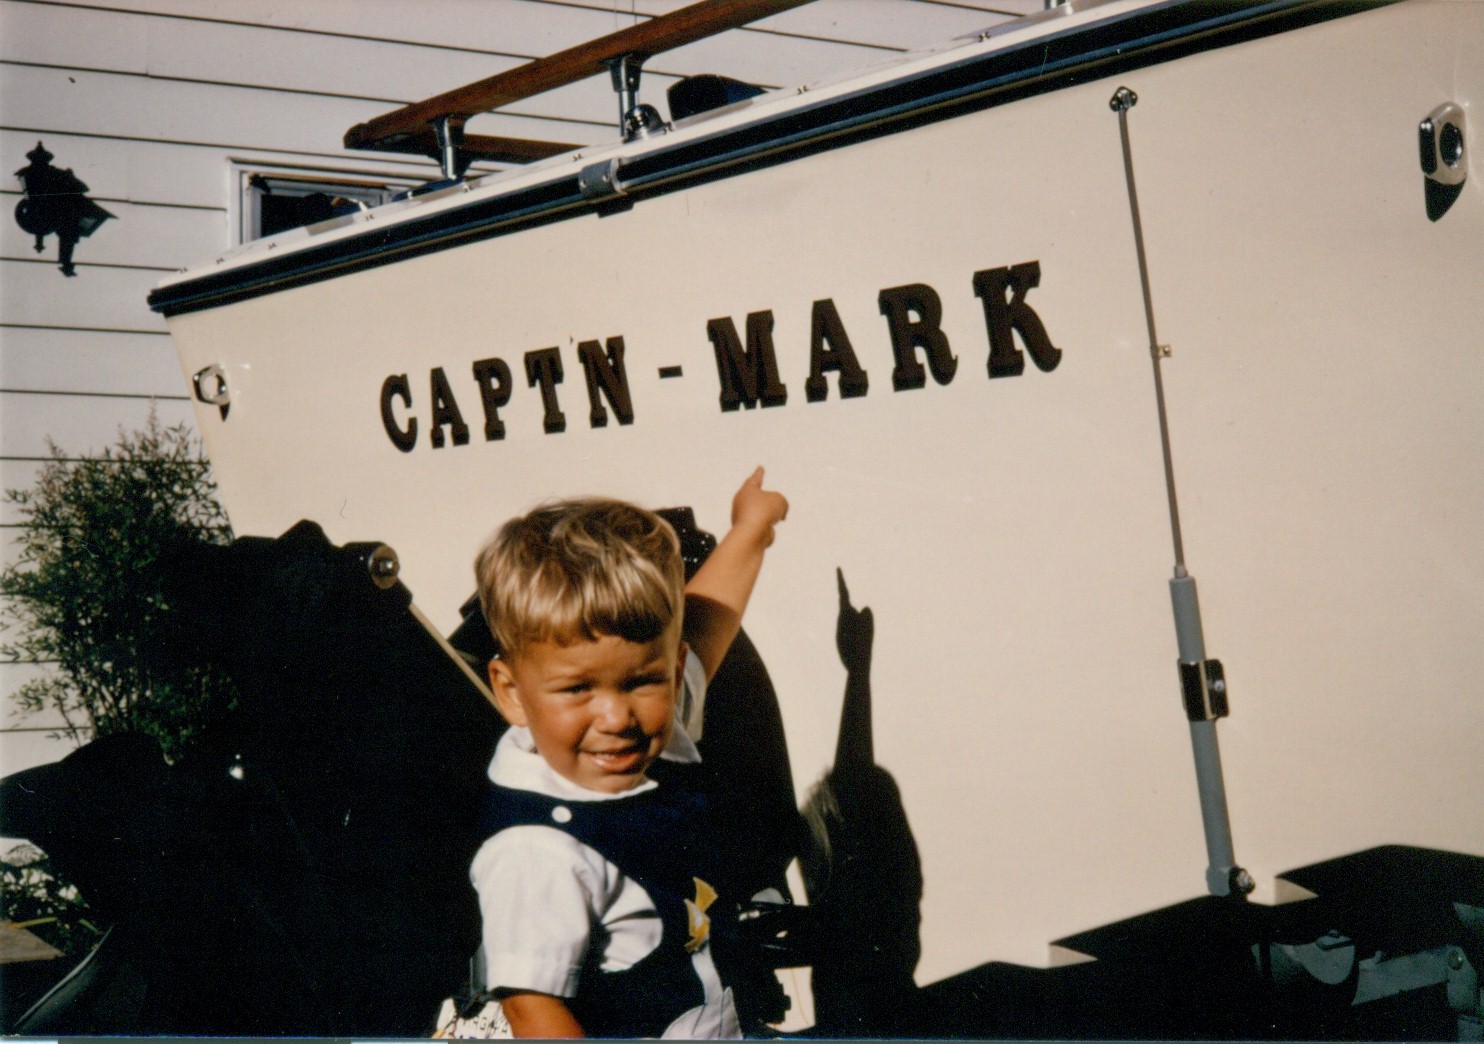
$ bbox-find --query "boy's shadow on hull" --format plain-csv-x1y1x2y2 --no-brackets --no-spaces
800,569,924,1038
659,517,925,1036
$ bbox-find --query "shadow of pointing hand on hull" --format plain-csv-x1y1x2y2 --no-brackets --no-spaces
801,569,924,1037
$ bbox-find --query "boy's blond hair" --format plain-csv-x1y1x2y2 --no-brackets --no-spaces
475,498,684,659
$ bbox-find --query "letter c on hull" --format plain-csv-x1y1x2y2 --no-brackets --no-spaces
381,373,417,452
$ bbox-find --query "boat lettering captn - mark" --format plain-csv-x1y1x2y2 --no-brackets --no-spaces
378,260,1060,452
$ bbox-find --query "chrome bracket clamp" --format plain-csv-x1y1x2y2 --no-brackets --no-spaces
578,158,625,202
193,364,230,420
1420,101,1467,221
1180,658,1228,722
1420,102,1467,187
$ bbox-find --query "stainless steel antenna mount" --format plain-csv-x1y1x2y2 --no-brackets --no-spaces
432,116,469,182
1110,85,1253,900
608,53,667,141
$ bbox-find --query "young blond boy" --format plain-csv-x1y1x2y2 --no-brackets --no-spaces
471,468,788,1039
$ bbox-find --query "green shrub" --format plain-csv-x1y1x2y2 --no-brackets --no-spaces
1,411,236,762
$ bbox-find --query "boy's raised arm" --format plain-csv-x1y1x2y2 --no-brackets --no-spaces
684,467,788,683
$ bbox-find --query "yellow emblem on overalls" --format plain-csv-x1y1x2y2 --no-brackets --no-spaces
685,877,718,953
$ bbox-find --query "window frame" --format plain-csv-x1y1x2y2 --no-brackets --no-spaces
229,161,421,246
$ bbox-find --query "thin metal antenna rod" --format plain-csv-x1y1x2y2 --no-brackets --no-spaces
1110,86,1251,899
1112,86,1186,575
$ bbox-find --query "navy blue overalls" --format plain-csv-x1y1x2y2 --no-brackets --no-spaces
478,761,738,1038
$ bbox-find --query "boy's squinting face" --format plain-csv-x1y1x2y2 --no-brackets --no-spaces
489,633,681,794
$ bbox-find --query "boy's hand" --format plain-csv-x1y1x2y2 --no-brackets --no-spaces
684,467,788,684
731,467,788,548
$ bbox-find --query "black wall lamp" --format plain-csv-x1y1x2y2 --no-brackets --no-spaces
14,141,115,276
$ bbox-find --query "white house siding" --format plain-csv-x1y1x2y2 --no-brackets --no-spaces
0,0,1036,786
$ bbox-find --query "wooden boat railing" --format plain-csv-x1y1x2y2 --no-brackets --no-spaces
344,0,818,169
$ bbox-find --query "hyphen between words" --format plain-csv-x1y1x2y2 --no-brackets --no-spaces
379,261,1061,453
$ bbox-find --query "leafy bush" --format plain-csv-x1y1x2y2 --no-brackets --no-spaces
0,412,236,762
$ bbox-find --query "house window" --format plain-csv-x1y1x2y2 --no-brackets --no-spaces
235,166,414,244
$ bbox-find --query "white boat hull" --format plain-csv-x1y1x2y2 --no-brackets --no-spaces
157,0,1483,984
